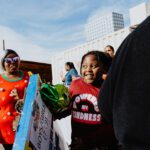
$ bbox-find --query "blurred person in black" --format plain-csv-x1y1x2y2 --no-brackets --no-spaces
98,17,150,150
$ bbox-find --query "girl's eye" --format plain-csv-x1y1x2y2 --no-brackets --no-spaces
91,64,98,69
91,65,96,69
82,65,87,69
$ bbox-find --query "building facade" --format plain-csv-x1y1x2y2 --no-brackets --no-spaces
130,2,150,25
85,12,124,41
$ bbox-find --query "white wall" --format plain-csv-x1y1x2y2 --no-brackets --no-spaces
130,2,150,25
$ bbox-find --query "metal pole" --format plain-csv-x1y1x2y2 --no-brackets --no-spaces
3,40,5,50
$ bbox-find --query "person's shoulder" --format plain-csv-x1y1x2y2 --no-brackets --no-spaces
73,77,82,82
70,78,82,86
22,70,28,75
0,74,3,80
70,68,77,73
69,78,82,92
21,70,30,80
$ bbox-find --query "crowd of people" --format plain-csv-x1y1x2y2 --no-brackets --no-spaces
0,47,115,150
58,17,150,150
0,17,150,150
57,51,115,150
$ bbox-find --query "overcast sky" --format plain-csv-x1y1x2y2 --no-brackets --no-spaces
0,0,149,63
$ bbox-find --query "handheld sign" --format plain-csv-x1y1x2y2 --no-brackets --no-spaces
13,75,53,150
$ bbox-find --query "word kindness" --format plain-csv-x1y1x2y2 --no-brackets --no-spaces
72,93,102,124
72,111,102,124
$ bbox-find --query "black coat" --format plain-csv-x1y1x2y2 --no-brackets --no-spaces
98,16,150,150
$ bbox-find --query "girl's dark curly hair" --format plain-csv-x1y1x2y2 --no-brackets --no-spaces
80,50,112,74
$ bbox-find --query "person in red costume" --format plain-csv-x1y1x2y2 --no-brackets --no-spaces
56,51,117,150
0,49,29,150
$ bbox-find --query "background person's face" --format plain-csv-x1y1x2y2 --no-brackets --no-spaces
65,64,70,71
4,53,20,74
105,47,114,58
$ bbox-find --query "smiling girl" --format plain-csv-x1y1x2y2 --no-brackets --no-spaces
56,51,117,150
68,51,118,149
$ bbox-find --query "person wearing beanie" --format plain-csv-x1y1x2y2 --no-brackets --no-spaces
0,49,29,150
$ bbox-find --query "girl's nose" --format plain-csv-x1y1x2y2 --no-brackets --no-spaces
86,66,92,71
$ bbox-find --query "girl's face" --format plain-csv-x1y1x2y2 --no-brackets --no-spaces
81,54,103,84
4,53,20,74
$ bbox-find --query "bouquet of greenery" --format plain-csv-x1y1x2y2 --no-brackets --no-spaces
40,84,70,113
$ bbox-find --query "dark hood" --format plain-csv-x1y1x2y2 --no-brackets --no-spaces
98,16,150,149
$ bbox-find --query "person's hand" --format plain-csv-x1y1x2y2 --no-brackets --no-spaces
60,71,65,82
12,115,21,131
62,77,65,82
60,71,64,78
72,76,80,81
15,99,24,113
